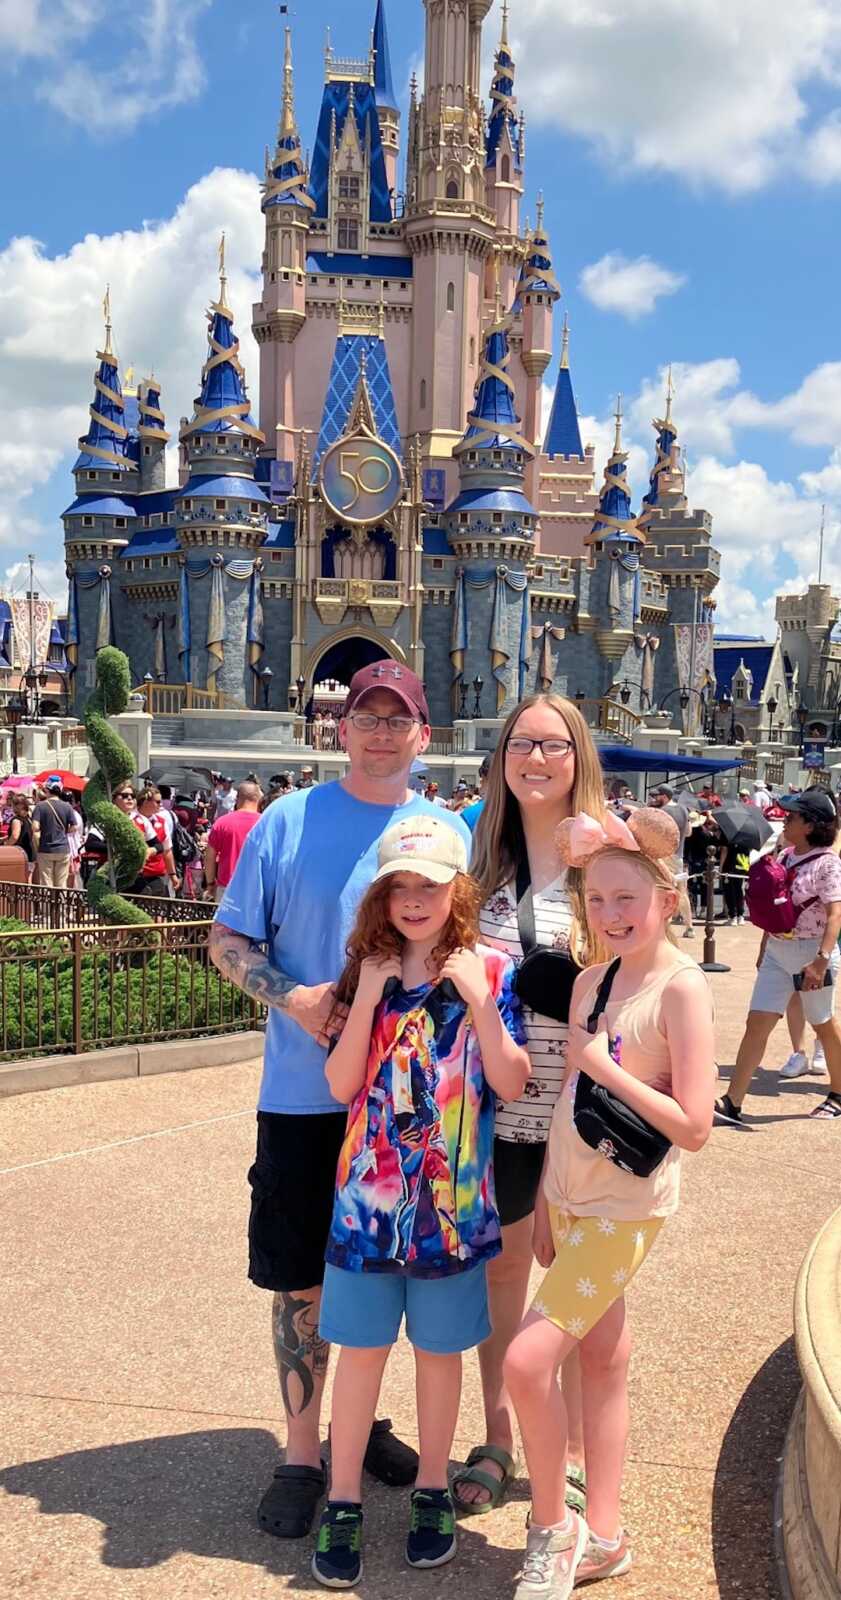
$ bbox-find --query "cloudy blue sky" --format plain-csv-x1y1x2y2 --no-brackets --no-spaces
2,0,840,636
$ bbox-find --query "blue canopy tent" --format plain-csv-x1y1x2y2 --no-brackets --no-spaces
599,746,742,797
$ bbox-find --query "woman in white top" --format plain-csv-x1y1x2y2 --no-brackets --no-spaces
452,693,607,1515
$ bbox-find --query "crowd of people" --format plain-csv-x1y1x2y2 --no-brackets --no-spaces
207,663,718,1597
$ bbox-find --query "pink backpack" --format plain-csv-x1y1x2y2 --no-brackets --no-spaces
745,849,828,935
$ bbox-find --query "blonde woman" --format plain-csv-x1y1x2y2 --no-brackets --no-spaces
452,693,607,1516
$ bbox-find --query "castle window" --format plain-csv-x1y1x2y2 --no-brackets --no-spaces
493,513,503,524
420,378,427,410
112,472,121,481
143,558,151,569
183,500,191,510
144,445,151,456
115,517,126,528
432,558,444,569
339,175,361,201
446,179,459,199
82,516,94,527
500,154,511,183
446,281,455,311
161,557,170,568
535,565,544,577
125,560,133,571
338,219,359,251
87,471,97,480
215,499,226,511
250,502,260,514
460,513,469,525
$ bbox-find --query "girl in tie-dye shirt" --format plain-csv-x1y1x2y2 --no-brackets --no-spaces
314,816,529,1583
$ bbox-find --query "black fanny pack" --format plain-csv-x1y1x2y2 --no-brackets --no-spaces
573,959,672,1179
513,860,580,1024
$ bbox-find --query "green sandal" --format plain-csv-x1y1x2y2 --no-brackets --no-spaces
566,1462,587,1515
450,1444,517,1516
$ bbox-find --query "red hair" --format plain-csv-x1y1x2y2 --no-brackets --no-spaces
332,871,482,1011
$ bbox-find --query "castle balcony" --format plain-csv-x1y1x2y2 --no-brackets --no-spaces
578,697,642,745
312,578,404,628
407,198,497,227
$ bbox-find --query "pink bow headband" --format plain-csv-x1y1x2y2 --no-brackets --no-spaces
556,807,680,869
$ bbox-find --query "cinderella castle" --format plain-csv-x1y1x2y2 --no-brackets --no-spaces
63,0,719,732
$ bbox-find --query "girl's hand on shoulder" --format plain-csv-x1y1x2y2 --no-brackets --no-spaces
356,954,403,1007
439,947,490,1010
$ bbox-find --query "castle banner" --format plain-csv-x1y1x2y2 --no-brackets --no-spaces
11,597,52,671
673,622,715,733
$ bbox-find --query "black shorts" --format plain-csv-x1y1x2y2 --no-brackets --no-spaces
247,1110,346,1292
493,1136,547,1228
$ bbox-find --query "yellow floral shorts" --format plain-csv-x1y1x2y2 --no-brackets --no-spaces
530,1208,665,1340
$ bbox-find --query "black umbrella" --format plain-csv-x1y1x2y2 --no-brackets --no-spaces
152,768,205,795
715,803,774,853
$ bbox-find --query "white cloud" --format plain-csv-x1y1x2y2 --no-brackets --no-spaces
0,0,210,133
579,254,686,320
0,166,263,603
488,0,841,191
804,112,841,183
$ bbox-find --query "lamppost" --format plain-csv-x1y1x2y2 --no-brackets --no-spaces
472,675,484,719
296,674,306,715
458,681,469,719
260,666,273,710
766,693,778,744
21,664,49,724
617,679,651,711
5,696,24,774
575,687,586,703
658,686,692,722
796,698,809,753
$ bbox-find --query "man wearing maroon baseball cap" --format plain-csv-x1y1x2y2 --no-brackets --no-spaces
210,653,468,1539
343,660,430,723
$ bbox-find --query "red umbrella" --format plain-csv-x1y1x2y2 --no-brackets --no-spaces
34,769,88,792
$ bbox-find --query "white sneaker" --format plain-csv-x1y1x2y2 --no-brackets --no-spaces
811,1042,827,1075
513,1515,588,1599
727,918,737,927
779,1051,809,1079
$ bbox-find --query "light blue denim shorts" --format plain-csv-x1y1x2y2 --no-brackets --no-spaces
319,1260,491,1353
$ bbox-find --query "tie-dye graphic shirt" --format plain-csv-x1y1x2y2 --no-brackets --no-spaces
325,945,526,1278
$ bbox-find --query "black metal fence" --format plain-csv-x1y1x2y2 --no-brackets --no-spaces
0,880,214,932
0,917,263,1061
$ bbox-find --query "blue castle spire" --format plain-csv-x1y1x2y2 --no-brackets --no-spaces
545,314,584,457
137,377,170,444
456,288,534,458
519,196,561,300
486,1,522,169
181,238,264,450
372,0,396,109
638,366,678,533
586,397,642,545
264,25,315,214
74,288,131,473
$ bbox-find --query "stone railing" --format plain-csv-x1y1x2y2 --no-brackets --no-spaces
781,1204,841,1597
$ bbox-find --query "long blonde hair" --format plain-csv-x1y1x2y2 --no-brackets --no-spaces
471,694,608,965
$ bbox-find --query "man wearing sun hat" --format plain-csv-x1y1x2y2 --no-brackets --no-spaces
209,660,470,1540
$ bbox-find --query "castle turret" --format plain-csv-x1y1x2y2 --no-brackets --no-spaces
372,0,400,201
637,367,685,533
253,24,314,468
484,2,524,256
137,376,170,491
584,399,645,682
177,245,270,700
444,294,535,718
405,0,497,477
519,195,560,505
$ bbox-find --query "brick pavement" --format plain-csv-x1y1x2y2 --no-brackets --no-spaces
1,923,839,1599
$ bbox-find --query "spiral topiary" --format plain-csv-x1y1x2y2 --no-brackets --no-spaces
84,646,151,926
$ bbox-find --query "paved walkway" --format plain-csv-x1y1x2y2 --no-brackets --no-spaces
2,924,840,1599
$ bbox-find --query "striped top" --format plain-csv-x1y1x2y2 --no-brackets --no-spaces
479,873,574,1145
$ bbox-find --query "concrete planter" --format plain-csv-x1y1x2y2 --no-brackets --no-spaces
781,1205,841,1597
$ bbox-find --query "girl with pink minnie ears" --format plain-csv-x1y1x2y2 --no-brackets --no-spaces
503,807,716,1599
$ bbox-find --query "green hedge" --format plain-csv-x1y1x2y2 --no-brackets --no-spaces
0,919,257,1056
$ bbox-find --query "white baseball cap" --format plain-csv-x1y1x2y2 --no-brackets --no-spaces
373,816,468,885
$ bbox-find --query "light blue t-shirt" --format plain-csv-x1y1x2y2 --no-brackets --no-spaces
215,783,472,1114
461,799,485,832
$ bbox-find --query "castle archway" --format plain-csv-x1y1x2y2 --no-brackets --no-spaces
303,629,408,716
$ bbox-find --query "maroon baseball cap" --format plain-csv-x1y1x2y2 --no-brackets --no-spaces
343,661,429,722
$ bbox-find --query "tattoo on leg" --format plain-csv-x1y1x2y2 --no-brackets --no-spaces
272,1291,330,1417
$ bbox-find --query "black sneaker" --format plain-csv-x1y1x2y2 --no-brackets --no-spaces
312,1502,363,1589
714,1093,744,1126
405,1488,457,1570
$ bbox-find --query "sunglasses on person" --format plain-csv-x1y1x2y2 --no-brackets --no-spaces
347,712,420,734
115,789,136,801
505,736,575,758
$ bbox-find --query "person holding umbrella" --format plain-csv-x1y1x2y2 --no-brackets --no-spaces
712,800,775,927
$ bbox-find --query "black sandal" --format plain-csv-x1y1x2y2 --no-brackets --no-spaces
363,1417,418,1487
257,1463,326,1538
810,1093,841,1120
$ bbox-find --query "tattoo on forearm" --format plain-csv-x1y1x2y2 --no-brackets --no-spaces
209,924,298,1010
272,1290,330,1417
